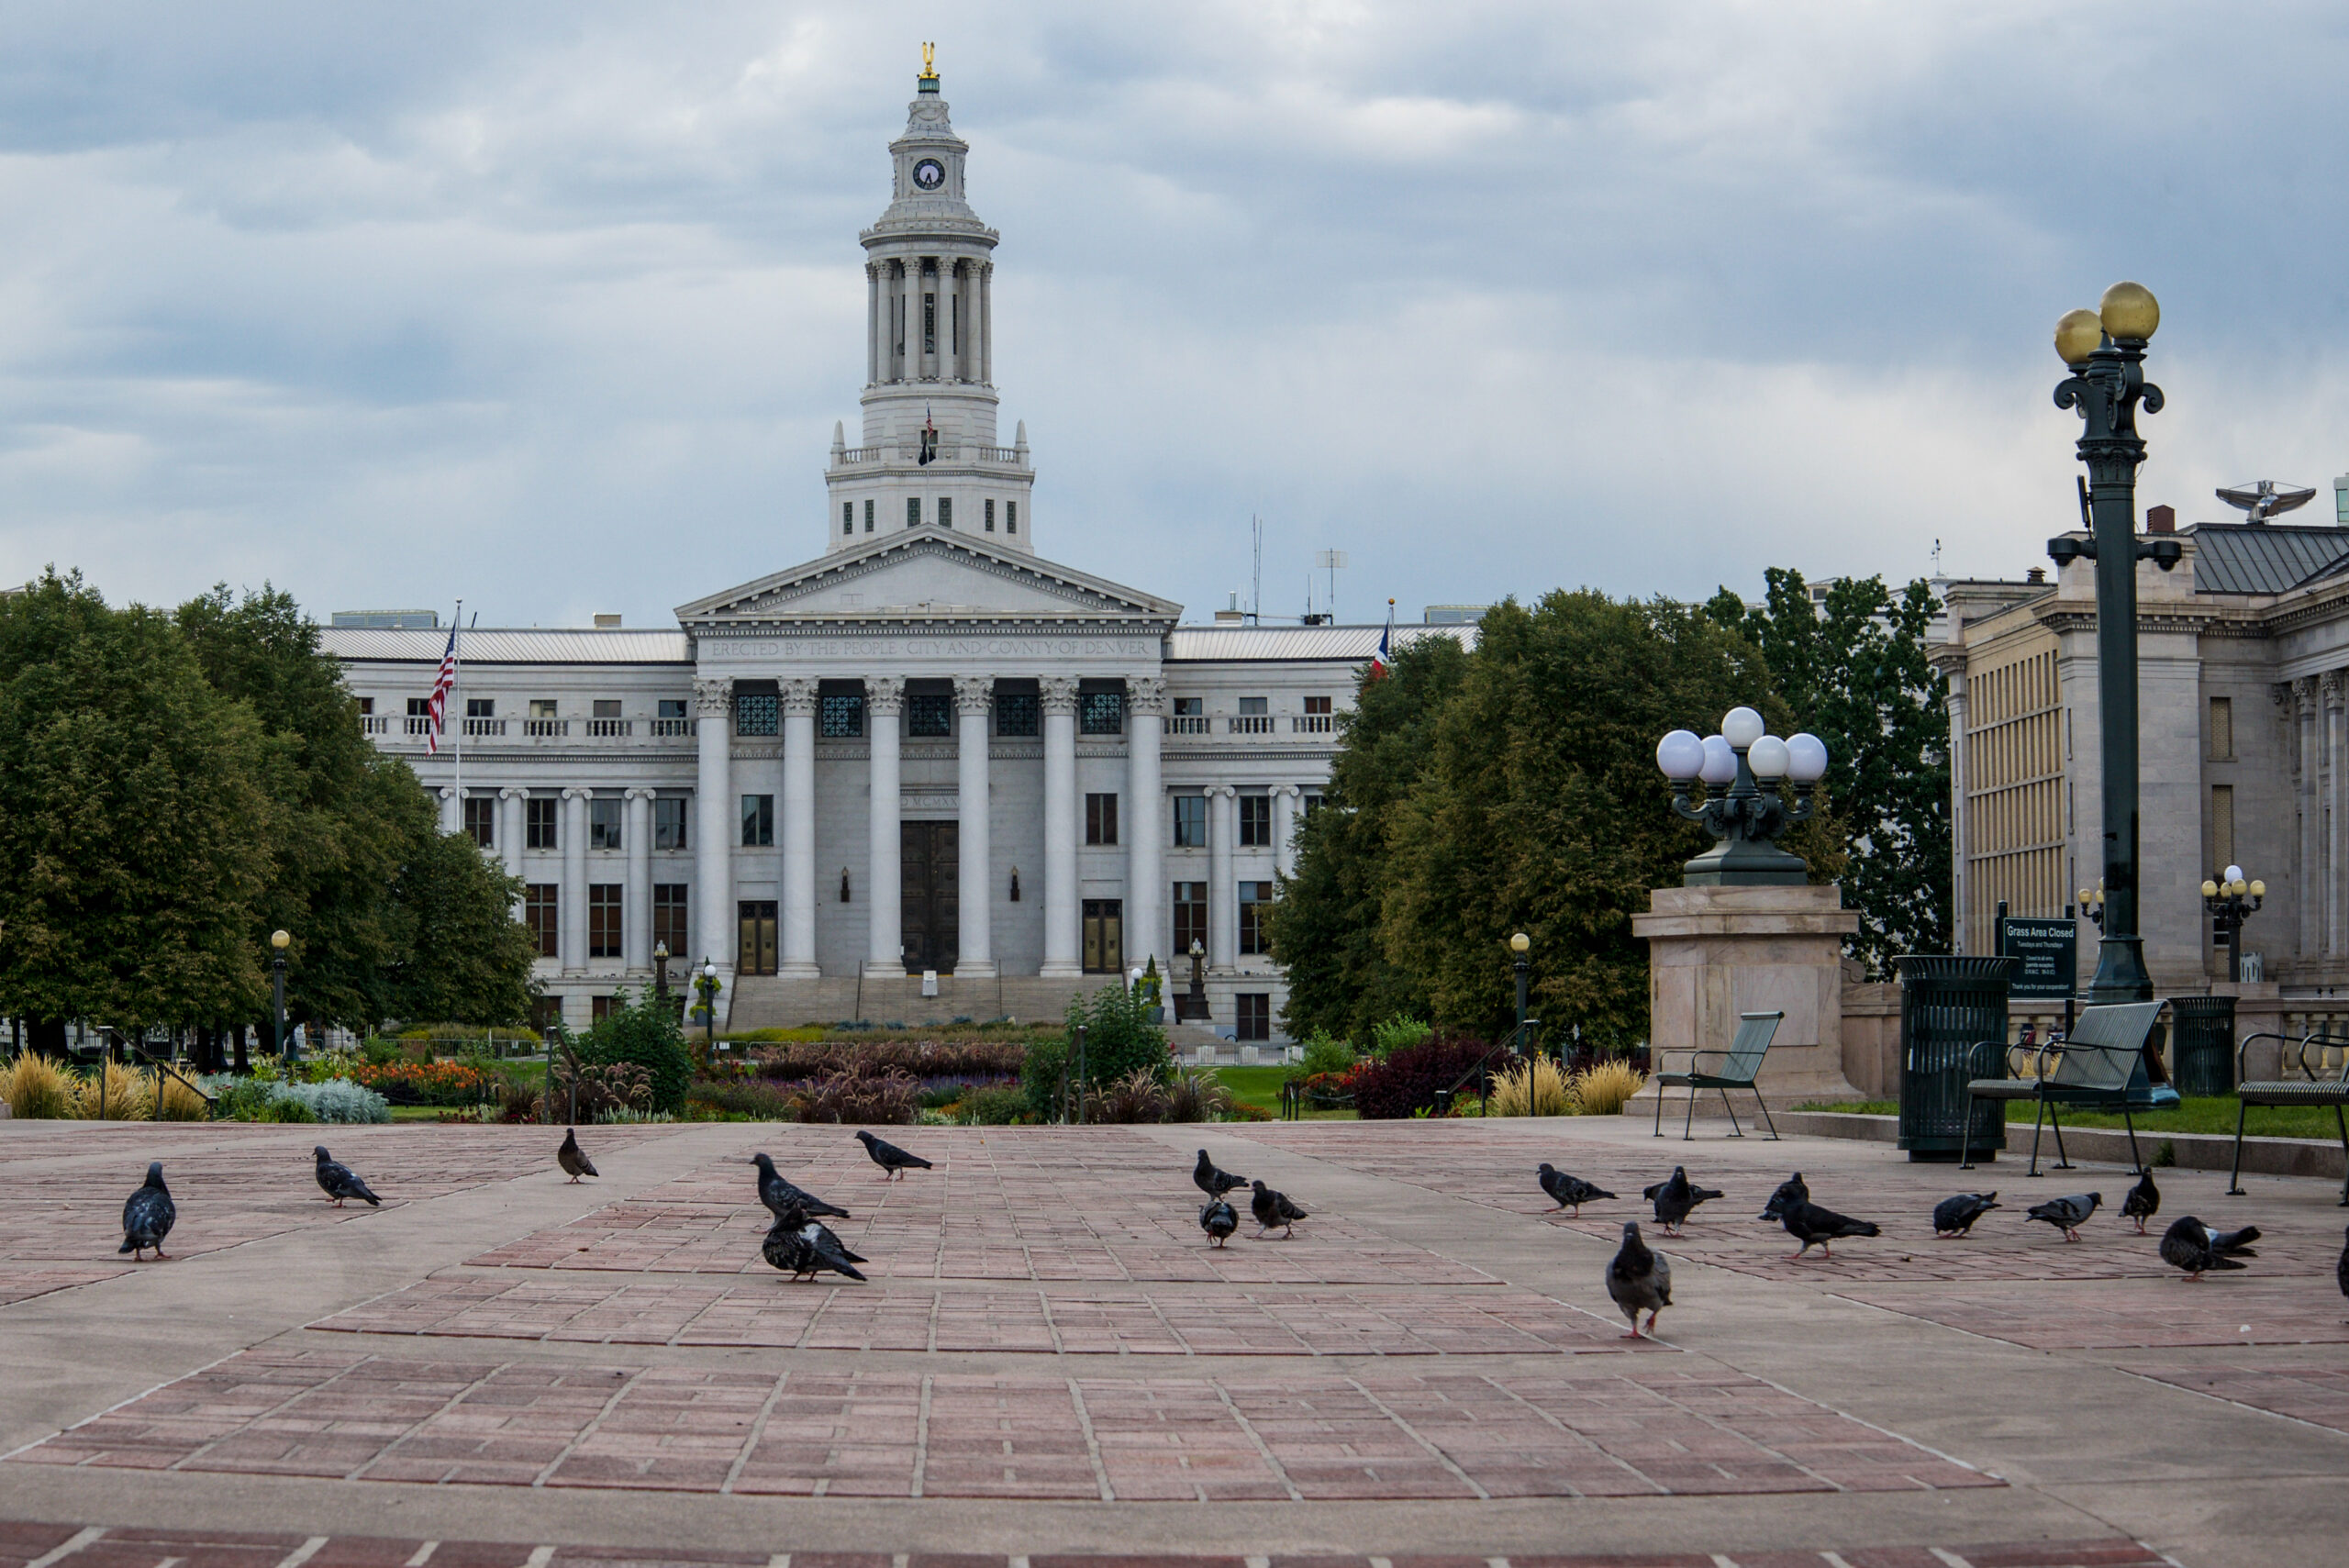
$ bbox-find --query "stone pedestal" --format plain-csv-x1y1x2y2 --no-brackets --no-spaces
1631,884,1863,1107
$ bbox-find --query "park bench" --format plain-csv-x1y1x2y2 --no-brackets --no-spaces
1961,999,2175,1174
1651,1009,1781,1141
2227,1030,2349,1207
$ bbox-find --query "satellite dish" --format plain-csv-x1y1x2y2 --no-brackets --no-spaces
2217,481,2317,523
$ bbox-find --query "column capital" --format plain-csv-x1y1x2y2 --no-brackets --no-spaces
694,677,732,717
1127,675,1166,715
1273,784,1302,799
561,785,592,802
781,677,818,717
499,785,529,801
1041,675,1081,714
624,786,656,803
2299,675,2324,713
1208,784,1237,800
438,786,457,802
2327,670,2348,708
866,675,906,715
953,674,996,714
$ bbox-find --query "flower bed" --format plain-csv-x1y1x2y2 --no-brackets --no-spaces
345,1060,495,1106
740,1038,1028,1081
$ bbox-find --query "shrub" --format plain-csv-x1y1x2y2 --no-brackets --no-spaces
1,1054,75,1118
1163,1069,1233,1123
270,1079,392,1124
73,1062,153,1121
263,1095,317,1123
955,1085,1030,1125
1063,985,1171,1089
800,1066,918,1125
1096,1067,1171,1124
1022,1034,1071,1121
1572,1061,1647,1117
1487,1057,1574,1117
578,991,695,1115
493,1073,542,1124
1370,1014,1433,1061
1283,1030,1356,1086
686,1079,801,1121
1346,1034,1497,1119
359,1038,406,1066
741,1038,1028,1080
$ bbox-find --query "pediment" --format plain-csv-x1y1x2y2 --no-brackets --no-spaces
676,533,1180,628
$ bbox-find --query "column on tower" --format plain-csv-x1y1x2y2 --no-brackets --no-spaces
625,788,653,972
781,679,819,977
979,261,993,385
954,676,996,977
561,787,589,974
866,677,906,973
958,260,976,383
1040,677,1082,977
1126,678,1165,971
694,678,734,981
1208,786,1237,971
866,262,881,385
895,258,915,383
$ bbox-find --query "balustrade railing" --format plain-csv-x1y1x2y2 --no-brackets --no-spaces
586,718,632,738
650,717,696,737
403,717,431,737
362,716,389,735
463,717,506,737
523,718,569,738
1227,715,1275,735
1166,716,1210,736
1291,715,1333,734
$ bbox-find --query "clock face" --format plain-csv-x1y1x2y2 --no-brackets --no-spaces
912,158,945,191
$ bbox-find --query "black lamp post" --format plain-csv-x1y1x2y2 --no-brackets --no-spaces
1509,932,1531,1056
269,929,291,1063
2200,865,2265,984
2078,881,2107,934
2045,281,2177,1005
695,959,719,1055
653,940,671,1003
1655,708,1830,884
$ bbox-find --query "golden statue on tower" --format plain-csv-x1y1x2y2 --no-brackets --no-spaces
920,42,937,81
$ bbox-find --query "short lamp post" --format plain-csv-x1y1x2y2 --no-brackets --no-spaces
2044,281,2176,1004
2200,866,2265,984
695,959,719,1056
1509,932,1531,1057
653,941,671,1002
270,929,291,1063
1654,708,1830,884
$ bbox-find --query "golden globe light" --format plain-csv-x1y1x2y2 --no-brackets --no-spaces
2054,307,2105,366
2251,880,2266,898
271,929,291,951
2098,280,2160,340
2078,887,2094,905
1509,932,1531,954
2201,880,2220,898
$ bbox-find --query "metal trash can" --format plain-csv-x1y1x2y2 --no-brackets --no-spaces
1896,955,2017,1162
2168,995,2238,1097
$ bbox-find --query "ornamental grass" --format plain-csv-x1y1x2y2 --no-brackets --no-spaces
1572,1060,1647,1117
156,1070,213,1121
1487,1056,1575,1117
1,1053,75,1119
72,1061,153,1121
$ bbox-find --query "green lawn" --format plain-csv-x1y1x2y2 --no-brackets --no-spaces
1798,1095,2348,1140
1211,1065,1357,1121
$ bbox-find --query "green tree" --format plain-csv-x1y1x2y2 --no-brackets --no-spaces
1705,570,1950,974
0,572,278,1040
1265,633,1469,1042
379,801,539,1028
577,986,693,1114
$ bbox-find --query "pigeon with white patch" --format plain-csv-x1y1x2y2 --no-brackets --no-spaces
313,1146,382,1207
1780,1197,1882,1261
1605,1220,1672,1339
1200,1197,1239,1248
751,1151,849,1219
557,1129,598,1184
1642,1166,1723,1235
855,1129,933,1180
1932,1193,2000,1238
1758,1172,1809,1223
2025,1192,2101,1241
119,1162,175,1261
1250,1179,1308,1239
2334,1225,2348,1310
761,1202,868,1282
2159,1215,2259,1280
1194,1149,1248,1197
1537,1163,1616,1216
2121,1169,2161,1234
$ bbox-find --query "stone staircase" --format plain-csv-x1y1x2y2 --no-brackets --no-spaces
725,972,1125,1029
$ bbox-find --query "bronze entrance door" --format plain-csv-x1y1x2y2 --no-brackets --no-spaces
1082,898,1123,973
900,820,959,973
736,900,778,975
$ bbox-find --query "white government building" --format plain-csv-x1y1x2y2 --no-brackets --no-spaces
324,59,1459,1039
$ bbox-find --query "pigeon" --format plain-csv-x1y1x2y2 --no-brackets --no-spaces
855,1129,933,1180
2335,1226,2348,1312
2159,1216,2260,1280
1250,1179,1308,1239
1200,1197,1239,1247
1758,1172,1809,1224
557,1129,598,1184
119,1162,175,1261
313,1147,382,1207
2121,1169,2160,1234
1537,1163,1616,1216
1194,1149,1248,1197
1605,1220,1672,1339
2025,1192,2101,1241
1780,1197,1882,1261
1642,1166,1723,1235
1932,1193,2001,1238
751,1152,850,1219
761,1203,867,1283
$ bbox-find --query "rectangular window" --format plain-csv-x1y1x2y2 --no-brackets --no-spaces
466,697,495,718
1238,880,1274,954
1080,689,1124,735
653,884,688,956
593,699,619,719
864,498,875,532
1302,792,1324,817
658,698,687,719
996,691,1038,737
1305,695,1332,716
525,884,559,958
1085,793,1119,846
2209,695,2233,762
1173,795,1207,848
907,693,952,738
462,795,495,849
907,496,921,528
1239,795,1272,847
589,796,622,850
985,498,996,532
592,995,623,1024
1235,994,1271,1042
735,691,779,737
819,693,864,738
923,293,935,353
588,884,623,960
1172,881,1208,958
741,794,774,847
653,797,688,851
526,797,559,850
1239,696,1268,716
2212,784,2235,875
843,501,854,536
406,696,431,717
356,696,373,716
1007,500,1017,535
1173,696,1202,717
938,496,952,529
529,699,559,719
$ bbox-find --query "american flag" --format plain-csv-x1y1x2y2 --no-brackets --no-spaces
1368,600,1394,680
425,625,458,755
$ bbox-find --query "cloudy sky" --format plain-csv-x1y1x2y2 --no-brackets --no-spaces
2,1,2344,629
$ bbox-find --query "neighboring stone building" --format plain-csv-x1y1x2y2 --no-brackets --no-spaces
1935,497,2349,1026
322,61,1464,1036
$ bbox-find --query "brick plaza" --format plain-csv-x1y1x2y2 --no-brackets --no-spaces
0,1117,2343,1567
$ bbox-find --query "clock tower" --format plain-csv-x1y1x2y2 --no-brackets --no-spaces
825,48,1036,555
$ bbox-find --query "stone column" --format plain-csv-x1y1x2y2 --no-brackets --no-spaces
500,787,527,914
1041,676,1082,977
694,678,734,981
955,675,996,977
781,679,819,978
914,259,932,380
1126,677,1165,972
2300,678,2321,957
1208,784,1238,971
439,786,459,836
867,676,906,973
1272,784,1300,879
866,262,882,384
561,787,589,974
624,788,653,973
980,262,993,384
2330,672,2346,956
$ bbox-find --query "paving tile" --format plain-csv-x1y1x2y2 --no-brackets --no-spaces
2122,1360,2349,1431
1835,1276,2349,1349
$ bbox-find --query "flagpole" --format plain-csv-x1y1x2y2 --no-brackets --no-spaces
451,598,463,834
